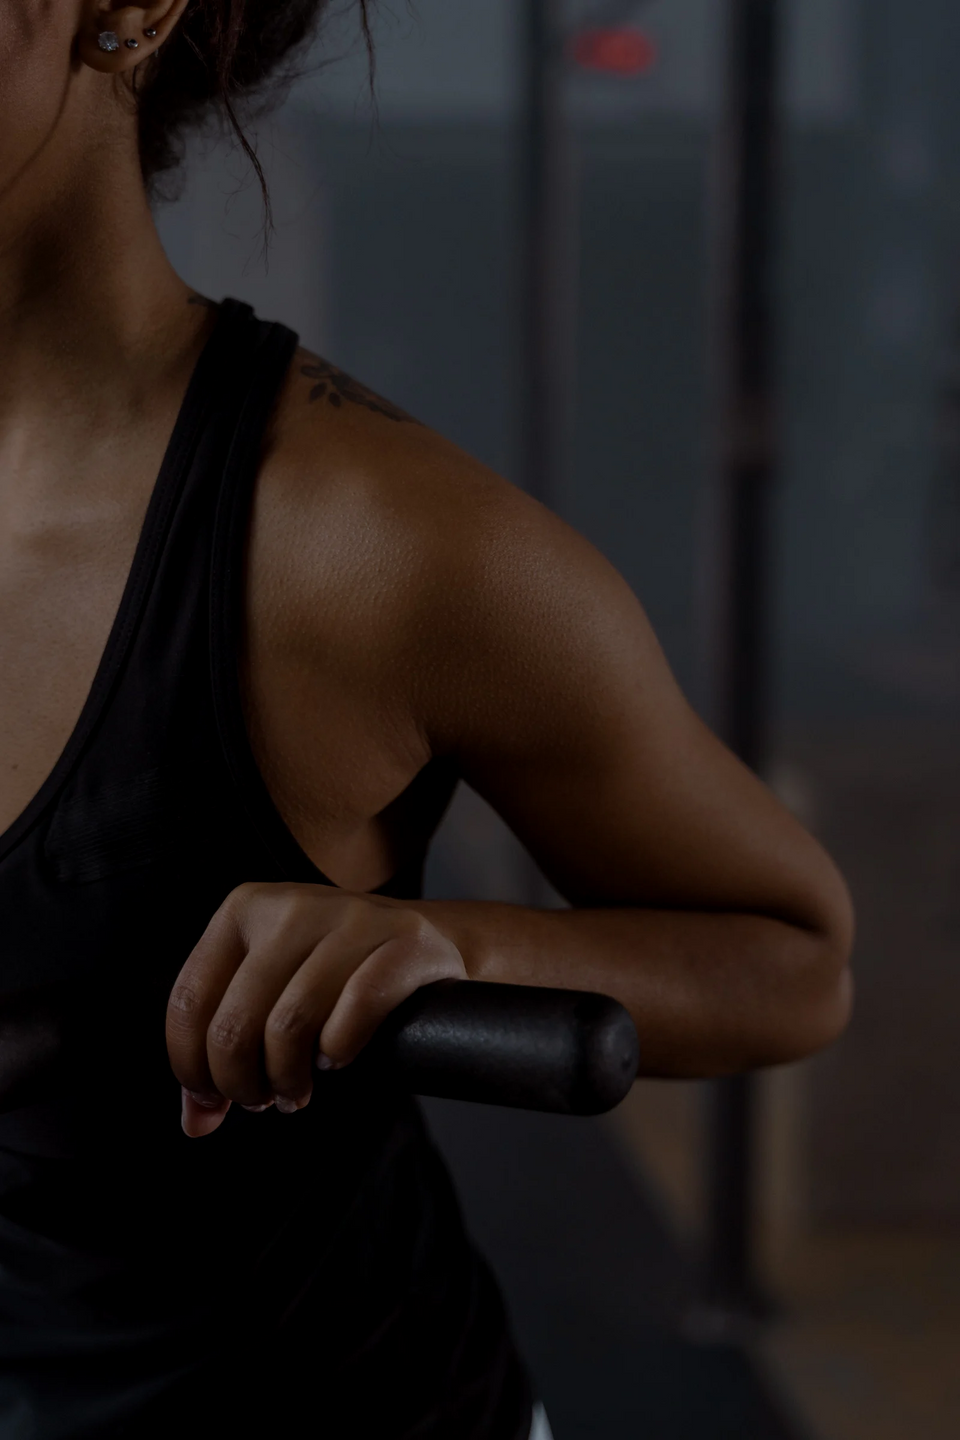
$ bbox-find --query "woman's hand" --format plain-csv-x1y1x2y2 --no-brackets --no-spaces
166,882,466,1138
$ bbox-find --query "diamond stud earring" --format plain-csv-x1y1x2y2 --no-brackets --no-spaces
97,31,120,52
125,38,139,49
144,28,158,39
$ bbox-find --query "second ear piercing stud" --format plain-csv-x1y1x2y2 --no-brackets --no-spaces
97,28,153,54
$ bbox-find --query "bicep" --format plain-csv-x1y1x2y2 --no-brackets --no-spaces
422,496,852,942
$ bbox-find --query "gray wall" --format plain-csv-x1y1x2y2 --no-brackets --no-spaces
155,0,960,1223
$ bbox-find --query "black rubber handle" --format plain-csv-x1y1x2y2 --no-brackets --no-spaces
368,980,639,1115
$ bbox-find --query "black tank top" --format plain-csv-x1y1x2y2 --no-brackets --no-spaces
0,300,532,1440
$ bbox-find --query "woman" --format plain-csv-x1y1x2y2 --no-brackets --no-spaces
0,3,855,1437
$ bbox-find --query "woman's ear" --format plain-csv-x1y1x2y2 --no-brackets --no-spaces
77,1,191,75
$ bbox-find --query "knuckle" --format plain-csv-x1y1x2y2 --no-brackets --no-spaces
341,968,397,1021
222,882,315,948
265,999,312,1045
167,982,202,1020
345,967,388,1006
383,937,423,974
223,881,259,913
224,880,287,918
207,1009,255,1057
387,924,465,984
392,924,440,965
395,908,435,943
272,893,313,938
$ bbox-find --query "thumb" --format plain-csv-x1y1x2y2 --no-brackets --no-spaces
181,1087,231,1138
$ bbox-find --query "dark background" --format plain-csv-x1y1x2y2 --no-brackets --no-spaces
157,3,960,1435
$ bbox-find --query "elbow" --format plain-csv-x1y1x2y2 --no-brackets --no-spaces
798,956,855,1059
770,882,857,1066
808,866,856,1052
745,950,854,1074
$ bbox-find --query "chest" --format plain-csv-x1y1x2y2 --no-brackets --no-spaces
0,492,441,893
0,500,141,837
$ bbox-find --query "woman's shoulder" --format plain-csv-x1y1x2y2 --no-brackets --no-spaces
254,342,653,683
265,345,528,539
254,346,568,649
250,342,685,762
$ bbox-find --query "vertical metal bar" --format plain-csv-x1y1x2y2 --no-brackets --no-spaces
700,0,782,1320
522,0,782,1313
518,0,579,907
520,0,571,511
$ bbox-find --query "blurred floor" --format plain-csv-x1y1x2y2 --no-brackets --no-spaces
760,1232,960,1440
757,718,960,1435
773,720,960,1229
422,1098,807,1440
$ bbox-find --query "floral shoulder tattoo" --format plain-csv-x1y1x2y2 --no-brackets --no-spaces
301,359,420,425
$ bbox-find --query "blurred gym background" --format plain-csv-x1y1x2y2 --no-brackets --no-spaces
156,3,960,1437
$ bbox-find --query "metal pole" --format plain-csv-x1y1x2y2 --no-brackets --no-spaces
700,0,782,1322
521,0,782,1312
518,0,578,907
520,0,572,511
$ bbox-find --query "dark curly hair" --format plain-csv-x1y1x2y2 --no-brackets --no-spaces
137,1,373,203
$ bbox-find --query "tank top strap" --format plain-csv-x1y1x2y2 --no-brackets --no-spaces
203,303,325,883
206,307,426,897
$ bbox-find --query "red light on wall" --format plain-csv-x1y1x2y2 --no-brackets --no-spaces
570,28,657,76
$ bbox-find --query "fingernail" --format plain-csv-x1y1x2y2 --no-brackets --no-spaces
316,1053,338,1071
185,1089,224,1111
274,1095,303,1114
180,1088,230,1139
242,1103,272,1113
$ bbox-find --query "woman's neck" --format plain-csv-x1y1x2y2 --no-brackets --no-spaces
0,126,205,470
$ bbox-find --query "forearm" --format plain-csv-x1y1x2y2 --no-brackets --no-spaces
403,900,853,1078
169,882,854,1135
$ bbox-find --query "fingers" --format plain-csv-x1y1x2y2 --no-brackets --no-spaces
166,896,249,1135
259,930,373,1110
318,927,466,1068
166,883,310,1136
263,920,465,1104
167,883,332,1109
213,928,369,1110
180,1089,232,1140
166,882,467,1139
